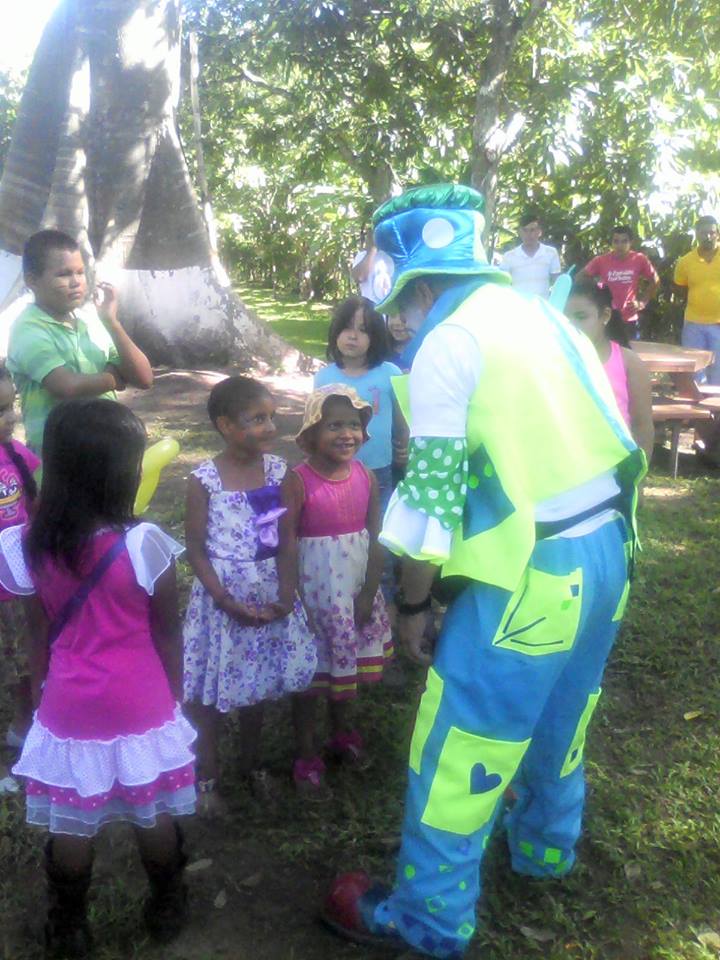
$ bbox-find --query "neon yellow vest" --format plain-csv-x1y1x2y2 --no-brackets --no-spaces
400,284,646,592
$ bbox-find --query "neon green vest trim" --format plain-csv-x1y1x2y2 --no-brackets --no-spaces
398,284,646,592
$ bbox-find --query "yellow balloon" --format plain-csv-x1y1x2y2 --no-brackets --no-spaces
134,438,180,514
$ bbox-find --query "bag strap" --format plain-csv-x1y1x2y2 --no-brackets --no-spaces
47,535,127,646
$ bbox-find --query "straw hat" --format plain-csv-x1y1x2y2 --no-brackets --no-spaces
295,384,372,448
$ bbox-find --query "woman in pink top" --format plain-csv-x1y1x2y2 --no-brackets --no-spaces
0,399,194,957
280,385,392,792
565,278,654,463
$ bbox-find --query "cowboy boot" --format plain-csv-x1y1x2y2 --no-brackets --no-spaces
44,839,93,959
140,822,189,943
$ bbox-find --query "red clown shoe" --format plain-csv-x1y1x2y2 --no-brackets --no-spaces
321,872,404,950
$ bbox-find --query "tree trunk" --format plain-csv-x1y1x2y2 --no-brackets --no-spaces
470,0,548,235
365,159,398,207
0,0,291,368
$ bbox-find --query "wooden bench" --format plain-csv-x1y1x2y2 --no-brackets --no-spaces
631,342,719,477
652,401,713,478
653,382,720,477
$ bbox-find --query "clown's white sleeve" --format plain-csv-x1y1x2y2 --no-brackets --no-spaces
380,325,482,561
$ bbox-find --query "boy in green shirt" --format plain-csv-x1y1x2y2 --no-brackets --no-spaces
7,230,153,452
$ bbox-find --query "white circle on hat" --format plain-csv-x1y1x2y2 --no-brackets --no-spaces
422,217,454,249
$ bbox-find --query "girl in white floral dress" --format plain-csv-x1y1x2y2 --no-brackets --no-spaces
280,385,392,792
183,377,316,811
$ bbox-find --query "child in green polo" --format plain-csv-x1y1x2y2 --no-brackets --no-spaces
7,230,153,452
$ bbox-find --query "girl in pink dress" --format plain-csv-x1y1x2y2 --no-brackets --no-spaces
0,399,195,957
566,277,654,463
280,385,392,792
0,365,40,792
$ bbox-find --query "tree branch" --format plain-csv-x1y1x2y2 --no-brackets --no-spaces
521,0,550,32
470,0,550,225
223,66,292,99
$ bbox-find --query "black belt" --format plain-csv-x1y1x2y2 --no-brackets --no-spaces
432,493,631,607
534,493,625,540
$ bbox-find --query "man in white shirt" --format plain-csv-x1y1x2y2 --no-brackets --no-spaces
499,213,561,298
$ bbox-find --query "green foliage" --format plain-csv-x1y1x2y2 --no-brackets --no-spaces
216,177,365,298
179,0,720,306
0,71,22,172
2,1,718,312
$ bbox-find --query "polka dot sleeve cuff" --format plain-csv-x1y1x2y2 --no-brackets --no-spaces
399,437,468,527
379,438,468,564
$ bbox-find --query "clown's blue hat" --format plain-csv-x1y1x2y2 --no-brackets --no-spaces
372,183,510,311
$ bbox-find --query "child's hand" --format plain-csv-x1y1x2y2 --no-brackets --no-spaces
221,597,269,626
264,600,293,622
95,282,118,325
353,589,374,628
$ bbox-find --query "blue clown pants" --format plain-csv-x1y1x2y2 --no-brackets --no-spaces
371,515,630,958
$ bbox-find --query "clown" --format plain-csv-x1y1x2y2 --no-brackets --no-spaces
323,184,646,958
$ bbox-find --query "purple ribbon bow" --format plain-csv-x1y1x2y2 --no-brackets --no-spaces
254,507,287,548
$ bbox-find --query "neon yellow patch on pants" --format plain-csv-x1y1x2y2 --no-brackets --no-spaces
491,566,583,656
612,578,630,622
612,541,632,622
409,667,444,775
560,689,601,777
421,727,530,834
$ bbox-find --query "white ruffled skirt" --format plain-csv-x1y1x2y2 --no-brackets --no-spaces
13,705,197,836
298,531,392,700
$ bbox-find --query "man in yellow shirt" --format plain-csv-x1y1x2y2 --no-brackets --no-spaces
674,216,720,383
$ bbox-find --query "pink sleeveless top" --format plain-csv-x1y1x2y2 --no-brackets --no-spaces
294,461,370,537
603,340,630,426
34,530,175,741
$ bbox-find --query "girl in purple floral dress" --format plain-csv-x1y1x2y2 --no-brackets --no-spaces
183,377,316,812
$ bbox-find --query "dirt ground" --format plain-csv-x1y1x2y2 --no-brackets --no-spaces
127,366,314,461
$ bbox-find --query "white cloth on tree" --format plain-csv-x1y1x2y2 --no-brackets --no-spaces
352,249,395,304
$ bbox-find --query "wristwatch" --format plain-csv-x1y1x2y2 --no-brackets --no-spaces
396,593,432,616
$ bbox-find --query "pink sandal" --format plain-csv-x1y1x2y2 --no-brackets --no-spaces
196,778,227,819
325,730,370,770
293,756,327,795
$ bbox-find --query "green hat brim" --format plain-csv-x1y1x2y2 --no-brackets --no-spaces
376,264,512,313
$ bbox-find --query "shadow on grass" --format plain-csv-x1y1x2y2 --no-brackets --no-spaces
236,282,331,359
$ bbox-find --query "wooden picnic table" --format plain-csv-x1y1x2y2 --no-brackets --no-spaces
631,340,714,400
630,340,713,375
629,341,715,477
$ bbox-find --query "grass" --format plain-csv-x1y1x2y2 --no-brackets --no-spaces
235,281,332,358
1,296,720,957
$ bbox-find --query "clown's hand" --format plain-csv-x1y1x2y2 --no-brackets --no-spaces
398,611,433,667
